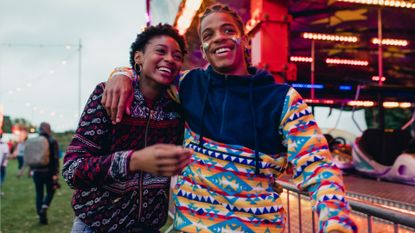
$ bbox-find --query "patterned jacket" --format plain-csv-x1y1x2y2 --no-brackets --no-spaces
63,79,183,233
113,66,358,233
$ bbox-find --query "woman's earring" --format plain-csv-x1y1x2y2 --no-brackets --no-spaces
134,63,142,73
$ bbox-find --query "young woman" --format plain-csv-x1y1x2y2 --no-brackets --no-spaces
63,24,192,233
103,4,357,233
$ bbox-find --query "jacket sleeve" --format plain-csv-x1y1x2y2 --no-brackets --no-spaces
279,87,357,233
109,67,183,103
62,83,134,189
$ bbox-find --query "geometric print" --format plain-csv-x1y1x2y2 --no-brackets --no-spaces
173,87,357,233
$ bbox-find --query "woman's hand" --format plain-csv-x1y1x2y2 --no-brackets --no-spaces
102,74,133,124
129,144,193,176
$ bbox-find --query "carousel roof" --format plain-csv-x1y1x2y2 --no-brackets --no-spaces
169,0,415,101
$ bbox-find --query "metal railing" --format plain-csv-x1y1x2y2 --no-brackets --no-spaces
164,181,415,233
280,180,415,233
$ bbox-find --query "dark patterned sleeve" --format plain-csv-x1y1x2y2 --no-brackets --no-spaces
62,83,133,189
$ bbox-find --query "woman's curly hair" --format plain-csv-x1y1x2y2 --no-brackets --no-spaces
129,23,187,68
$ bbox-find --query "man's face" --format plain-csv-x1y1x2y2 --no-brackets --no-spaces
200,12,247,75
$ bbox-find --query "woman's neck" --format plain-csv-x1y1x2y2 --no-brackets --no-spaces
139,75,166,101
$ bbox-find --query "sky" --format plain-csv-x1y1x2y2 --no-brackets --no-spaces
0,0,150,132
0,0,367,137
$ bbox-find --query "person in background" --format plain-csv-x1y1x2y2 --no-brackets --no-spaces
32,122,60,224
0,133,10,196
103,3,357,233
14,128,28,174
62,24,192,233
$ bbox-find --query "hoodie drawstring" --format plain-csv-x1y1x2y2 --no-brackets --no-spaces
249,80,260,175
199,75,212,148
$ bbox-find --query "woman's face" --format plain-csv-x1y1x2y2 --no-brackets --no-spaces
135,35,183,86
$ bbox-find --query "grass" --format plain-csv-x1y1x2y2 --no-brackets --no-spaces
1,159,74,233
0,159,174,233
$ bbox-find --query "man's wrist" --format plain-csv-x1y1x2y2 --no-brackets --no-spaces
109,67,133,81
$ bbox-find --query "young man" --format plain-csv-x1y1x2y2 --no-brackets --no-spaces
103,4,357,233
32,122,60,224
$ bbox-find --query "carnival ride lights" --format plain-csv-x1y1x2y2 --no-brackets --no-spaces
304,99,335,104
291,56,370,66
301,33,359,99
304,99,412,108
290,56,312,62
383,102,412,108
176,0,202,35
326,58,369,66
302,33,358,43
372,76,386,82
371,38,409,46
348,100,375,107
336,0,415,9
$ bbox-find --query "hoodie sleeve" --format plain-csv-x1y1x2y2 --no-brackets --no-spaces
62,83,133,189
279,87,357,233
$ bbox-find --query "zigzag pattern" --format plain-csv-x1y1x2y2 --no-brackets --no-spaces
177,190,220,205
287,108,312,122
318,194,347,203
222,203,283,215
188,143,274,169
293,155,324,179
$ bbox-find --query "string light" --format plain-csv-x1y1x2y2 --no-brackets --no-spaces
336,0,415,9
4,50,77,98
302,32,359,42
326,58,369,66
1,43,80,132
371,38,408,46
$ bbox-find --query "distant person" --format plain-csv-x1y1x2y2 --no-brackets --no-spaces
62,24,192,233
29,122,60,224
0,133,10,195
14,128,28,170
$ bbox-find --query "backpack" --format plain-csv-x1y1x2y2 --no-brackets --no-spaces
24,136,50,168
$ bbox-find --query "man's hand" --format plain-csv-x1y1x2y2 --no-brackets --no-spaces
129,144,193,177
102,75,133,124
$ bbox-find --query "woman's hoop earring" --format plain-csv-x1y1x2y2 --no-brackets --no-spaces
134,63,142,73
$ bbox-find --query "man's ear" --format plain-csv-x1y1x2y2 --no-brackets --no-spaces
134,51,144,65
200,45,207,60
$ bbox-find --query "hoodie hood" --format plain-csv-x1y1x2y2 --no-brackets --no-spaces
179,66,290,162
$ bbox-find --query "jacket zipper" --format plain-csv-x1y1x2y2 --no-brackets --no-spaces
138,109,152,220
220,75,228,135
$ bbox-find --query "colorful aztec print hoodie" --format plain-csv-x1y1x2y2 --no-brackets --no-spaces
115,66,357,233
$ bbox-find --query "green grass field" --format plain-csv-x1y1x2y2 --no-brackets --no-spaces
0,159,174,233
